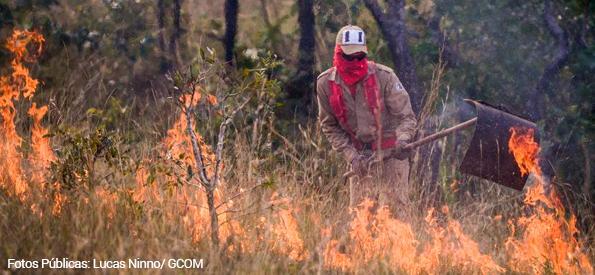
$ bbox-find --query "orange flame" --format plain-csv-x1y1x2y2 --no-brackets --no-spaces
508,127,541,176
130,94,311,258
0,29,52,203
1,29,308,261
506,127,592,274
28,103,55,188
2,29,592,271
95,187,118,222
259,193,308,261
323,200,504,273
132,94,255,253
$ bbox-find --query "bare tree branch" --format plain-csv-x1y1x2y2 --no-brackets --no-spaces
212,96,252,188
526,0,570,120
177,80,221,247
184,95,211,186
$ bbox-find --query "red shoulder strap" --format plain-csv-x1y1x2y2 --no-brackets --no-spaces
328,74,361,149
363,62,396,150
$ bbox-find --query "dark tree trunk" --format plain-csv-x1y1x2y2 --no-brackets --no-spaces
363,0,422,114
526,0,570,121
286,0,316,104
169,0,183,67
224,0,239,65
296,0,316,81
156,0,169,72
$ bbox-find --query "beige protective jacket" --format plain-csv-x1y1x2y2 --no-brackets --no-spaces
316,63,417,163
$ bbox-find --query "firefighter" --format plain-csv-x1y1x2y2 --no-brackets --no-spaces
317,25,417,214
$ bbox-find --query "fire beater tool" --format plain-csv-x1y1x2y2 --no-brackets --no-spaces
344,99,539,191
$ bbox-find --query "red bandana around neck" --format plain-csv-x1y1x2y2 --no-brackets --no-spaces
333,45,368,87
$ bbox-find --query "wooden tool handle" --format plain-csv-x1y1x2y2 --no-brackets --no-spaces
404,117,477,150
342,117,477,180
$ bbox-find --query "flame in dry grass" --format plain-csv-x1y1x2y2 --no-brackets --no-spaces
259,193,308,261
28,103,55,187
164,94,215,171
0,29,56,206
323,200,503,273
51,183,67,216
0,29,313,263
420,206,505,274
270,208,308,261
505,127,592,274
132,94,252,252
2,30,43,101
0,98,28,199
130,96,310,258
95,187,118,221
323,128,592,273
323,199,418,272
1,29,591,271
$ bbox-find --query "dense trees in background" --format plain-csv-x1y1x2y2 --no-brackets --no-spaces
0,0,592,204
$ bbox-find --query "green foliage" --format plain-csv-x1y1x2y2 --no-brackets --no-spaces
49,126,129,191
169,49,283,151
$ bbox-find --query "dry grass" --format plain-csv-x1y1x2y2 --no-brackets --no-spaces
1,34,593,274
1,117,593,274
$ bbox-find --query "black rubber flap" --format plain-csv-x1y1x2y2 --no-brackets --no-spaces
459,99,539,191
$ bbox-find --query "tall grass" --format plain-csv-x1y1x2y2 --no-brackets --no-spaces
2,110,593,273
1,46,593,274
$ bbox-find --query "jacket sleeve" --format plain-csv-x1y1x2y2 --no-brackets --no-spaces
317,78,359,163
384,72,417,142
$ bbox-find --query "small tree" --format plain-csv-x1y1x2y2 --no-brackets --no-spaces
166,52,281,247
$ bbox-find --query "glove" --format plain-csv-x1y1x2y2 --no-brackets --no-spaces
392,140,412,160
350,155,369,177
